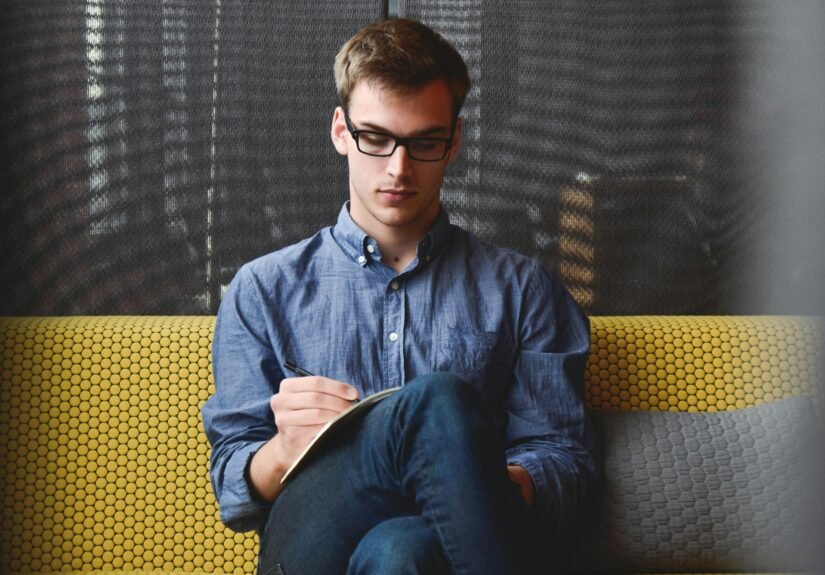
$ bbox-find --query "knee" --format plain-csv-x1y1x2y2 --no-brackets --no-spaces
411,373,497,428
348,517,448,575
404,372,483,414
389,373,499,444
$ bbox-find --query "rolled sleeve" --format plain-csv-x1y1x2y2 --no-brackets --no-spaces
504,262,597,531
201,265,283,532
212,440,271,531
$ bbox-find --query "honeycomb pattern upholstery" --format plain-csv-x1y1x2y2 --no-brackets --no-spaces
0,317,258,575
0,315,821,575
583,396,819,571
585,316,821,412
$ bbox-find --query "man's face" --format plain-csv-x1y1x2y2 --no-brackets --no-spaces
331,79,461,239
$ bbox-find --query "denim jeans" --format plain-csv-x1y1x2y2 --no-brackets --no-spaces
257,373,546,575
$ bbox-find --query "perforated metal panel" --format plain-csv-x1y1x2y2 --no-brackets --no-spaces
398,0,825,316
3,2,824,316
0,0,385,316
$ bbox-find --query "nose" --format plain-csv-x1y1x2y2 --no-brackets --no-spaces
386,142,413,178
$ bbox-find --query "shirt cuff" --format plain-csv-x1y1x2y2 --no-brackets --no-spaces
218,439,272,532
507,450,552,522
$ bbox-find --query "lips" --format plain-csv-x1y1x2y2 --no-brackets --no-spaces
379,189,415,203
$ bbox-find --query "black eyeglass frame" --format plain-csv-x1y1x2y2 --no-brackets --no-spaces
343,112,457,162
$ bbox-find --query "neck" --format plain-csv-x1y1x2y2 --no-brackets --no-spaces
358,221,425,273
349,205,440,273
376,234,420,273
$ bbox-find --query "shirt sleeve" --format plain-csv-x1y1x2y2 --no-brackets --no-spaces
503,260,598,534
201,265,282,532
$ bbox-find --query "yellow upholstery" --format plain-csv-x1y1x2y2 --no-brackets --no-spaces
0,315,821,575
586,316,821,412
0,317,257,575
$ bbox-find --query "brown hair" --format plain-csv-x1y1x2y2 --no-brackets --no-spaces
334,18,471,118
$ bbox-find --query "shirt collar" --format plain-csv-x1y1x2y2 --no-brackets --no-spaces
333,201,453,267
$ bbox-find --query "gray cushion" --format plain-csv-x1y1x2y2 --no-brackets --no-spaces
576,396,820,572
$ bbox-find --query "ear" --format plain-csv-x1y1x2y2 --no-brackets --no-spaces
447,117,463,163
330,107,349,156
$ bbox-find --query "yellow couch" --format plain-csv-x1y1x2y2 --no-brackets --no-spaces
0,316,820,574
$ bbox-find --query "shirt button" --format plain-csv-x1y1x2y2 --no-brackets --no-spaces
390,281,400,290
357,255,367,264
389,332,399,342
367,244,375,254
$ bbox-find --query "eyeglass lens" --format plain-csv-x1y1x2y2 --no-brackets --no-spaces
356,132,450,161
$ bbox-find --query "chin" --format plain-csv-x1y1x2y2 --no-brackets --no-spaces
377,214,417,228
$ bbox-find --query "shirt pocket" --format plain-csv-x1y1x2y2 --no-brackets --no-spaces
434,327,513,403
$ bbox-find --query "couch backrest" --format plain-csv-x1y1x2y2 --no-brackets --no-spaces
0,316,256,574
585,315,821,412
579,316,823,572
0,315,821,574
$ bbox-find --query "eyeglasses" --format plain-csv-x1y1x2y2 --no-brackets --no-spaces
343,112,455,162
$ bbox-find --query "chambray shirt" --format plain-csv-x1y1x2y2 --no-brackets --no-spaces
202,203,596,533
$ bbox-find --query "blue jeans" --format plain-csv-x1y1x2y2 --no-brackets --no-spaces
257,373,545,575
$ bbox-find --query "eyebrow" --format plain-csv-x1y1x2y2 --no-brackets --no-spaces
356,120,452,138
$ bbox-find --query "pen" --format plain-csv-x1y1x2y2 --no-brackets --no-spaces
283,361,315,378
283,361,360,404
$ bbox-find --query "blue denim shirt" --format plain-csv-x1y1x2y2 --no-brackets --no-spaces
202,203,596,533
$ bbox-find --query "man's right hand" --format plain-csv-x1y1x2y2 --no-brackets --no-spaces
247,375,359,502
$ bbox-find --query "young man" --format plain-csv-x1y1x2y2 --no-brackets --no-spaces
202,18,595,575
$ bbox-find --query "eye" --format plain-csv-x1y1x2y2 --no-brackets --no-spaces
359,132,393,147
410,139,441,152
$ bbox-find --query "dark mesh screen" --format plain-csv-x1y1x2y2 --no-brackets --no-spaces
1,0,385,315
2,1,823,315
400,0,758,315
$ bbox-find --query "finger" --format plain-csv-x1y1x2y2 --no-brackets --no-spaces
275,407,343,428
279,375,359,401
272,390,354,414
279,375,357,399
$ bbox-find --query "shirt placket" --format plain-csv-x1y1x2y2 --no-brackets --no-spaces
383,276,406,388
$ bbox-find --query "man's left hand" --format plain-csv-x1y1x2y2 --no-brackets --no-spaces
507,465,535,507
